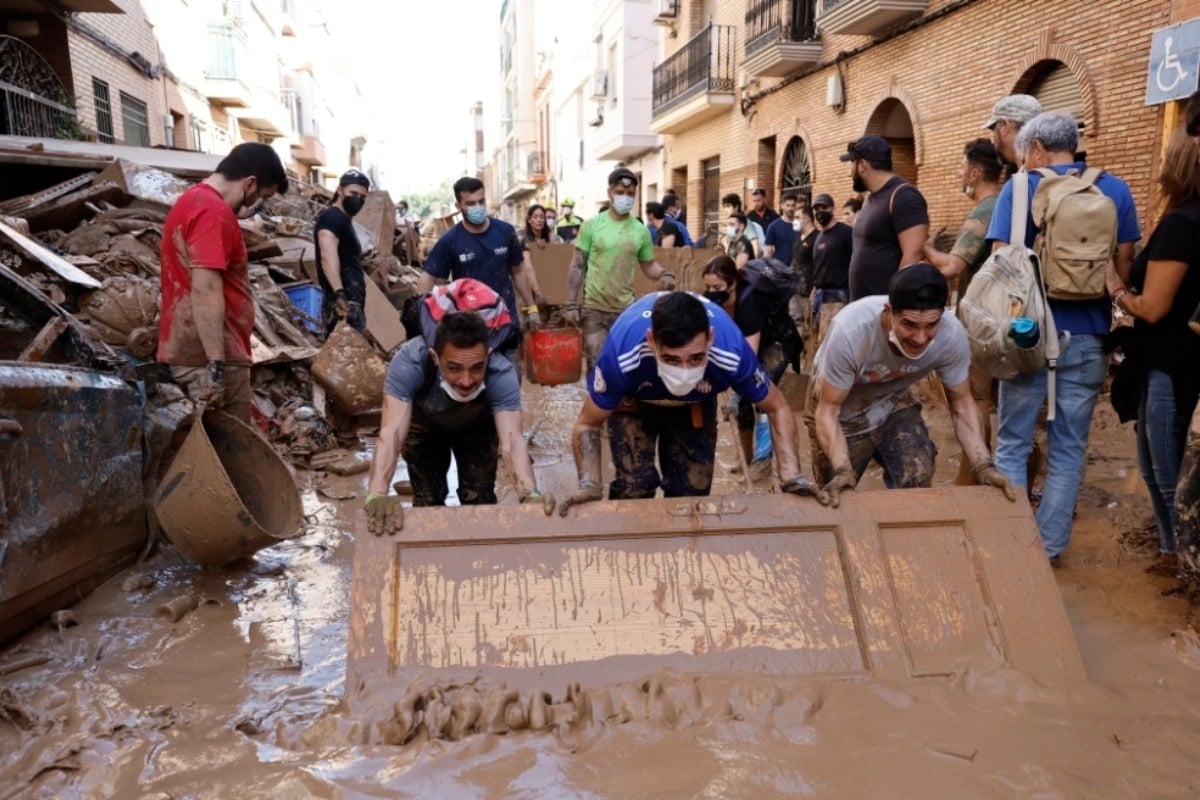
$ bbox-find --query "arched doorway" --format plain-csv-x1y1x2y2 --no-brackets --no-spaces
779,135,812,202
0,35,78,139
1020,60,1085,126
865,98,916,183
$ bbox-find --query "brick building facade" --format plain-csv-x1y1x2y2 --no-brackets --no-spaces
657,0,1173,244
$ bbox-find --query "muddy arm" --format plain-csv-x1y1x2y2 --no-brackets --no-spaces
317,229,343,292
190,267,226,362
415,271,436,297
945,379,991,469
757,382,801,479
571,396,611,486
814,379,852,472
495,409,537,496
367,395,413,495
566,249,588,306
512,256,542,309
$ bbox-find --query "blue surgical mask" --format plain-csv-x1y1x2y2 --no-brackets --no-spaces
464,206,488,225
612,195,635,216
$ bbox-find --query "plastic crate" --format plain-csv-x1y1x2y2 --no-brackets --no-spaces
283,284,323,333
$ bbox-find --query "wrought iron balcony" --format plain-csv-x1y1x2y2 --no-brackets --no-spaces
816,0,927,36
744,0,821,78
651,24,736,134
746,0,817,56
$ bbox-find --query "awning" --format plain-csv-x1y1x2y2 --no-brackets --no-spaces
0,135,220,179
0,0,122,12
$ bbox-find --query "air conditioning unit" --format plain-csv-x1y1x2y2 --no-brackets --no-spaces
590,69,608,100
654,0,680,23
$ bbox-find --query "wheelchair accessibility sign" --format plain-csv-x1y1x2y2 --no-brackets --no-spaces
1146,20,1200,105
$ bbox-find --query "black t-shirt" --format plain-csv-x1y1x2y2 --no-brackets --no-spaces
812,222,854,291
791,228,818,289
733,281,800,358
1129,198,1200,385
314,206,365,306
747,208,780,230
659,217,685,247
848,176,929,300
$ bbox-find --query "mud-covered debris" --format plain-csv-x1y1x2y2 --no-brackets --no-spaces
120,573,156,593
48,610,77,632
154,594,199,624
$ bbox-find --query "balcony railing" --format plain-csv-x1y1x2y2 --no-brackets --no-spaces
205,22,249,81
0,80,79,139
527,150,548,183
746,0,817,56
652,23,736,117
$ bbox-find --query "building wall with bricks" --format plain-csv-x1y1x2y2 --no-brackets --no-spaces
68,0,168,147
662,0,1169,244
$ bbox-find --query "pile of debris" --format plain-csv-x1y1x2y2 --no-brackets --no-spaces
0,153,422,466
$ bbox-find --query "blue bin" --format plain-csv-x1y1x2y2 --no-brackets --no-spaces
284,284,323,333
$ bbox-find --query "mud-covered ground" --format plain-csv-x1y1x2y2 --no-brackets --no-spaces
2,381,1200,798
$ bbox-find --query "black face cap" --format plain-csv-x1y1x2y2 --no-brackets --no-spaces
839,135,891,163
608,167,638,188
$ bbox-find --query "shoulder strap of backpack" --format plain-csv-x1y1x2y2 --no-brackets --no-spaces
1011,170,1029,247
887,181,913,215
1080,167,1103,187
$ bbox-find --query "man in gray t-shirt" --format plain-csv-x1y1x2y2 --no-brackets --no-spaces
806,263,1014,507
363,311,550,534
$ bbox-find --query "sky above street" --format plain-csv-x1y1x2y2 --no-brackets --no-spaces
354,0,503,196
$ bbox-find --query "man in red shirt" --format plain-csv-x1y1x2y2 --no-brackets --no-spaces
158,143,288,421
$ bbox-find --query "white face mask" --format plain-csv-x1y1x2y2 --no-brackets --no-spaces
611,195,635,215
657,360,705,396
439,378,486,403
726,225,738,239
888,329,926,361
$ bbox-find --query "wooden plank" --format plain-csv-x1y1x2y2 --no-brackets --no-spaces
346,486,1086,698
0,219,100,288
17,316,68,363
363,279,405,353
529,243,706,305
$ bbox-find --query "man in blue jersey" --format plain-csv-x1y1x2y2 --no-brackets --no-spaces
558,291,826,515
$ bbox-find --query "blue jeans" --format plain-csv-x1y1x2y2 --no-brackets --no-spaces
996,334,1107,557
1137,368,1189,554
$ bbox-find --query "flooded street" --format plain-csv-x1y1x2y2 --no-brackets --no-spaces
3,383,1200,798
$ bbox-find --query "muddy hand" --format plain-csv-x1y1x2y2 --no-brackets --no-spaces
973,462,1017,502
197,360,225,408
780,475,830,506
658,270,677,291
558,482,603,517
524,311,542,333
333,289,349,319
346,301,365,330
562,304,581,327
364,493,403,535
521,490,557,516
821,467,857,509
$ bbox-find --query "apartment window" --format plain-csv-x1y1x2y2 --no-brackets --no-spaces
191,119,207,152
119,92,150,147
92,78,113,144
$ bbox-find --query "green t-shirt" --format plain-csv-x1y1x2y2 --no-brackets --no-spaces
576,212,655,313
950,193,998,294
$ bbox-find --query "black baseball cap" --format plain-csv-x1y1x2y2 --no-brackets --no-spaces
888,262,948,312
812,193,835,208
608,167,638,187
339,169,371,189
751,187,766,197
839,135,891,164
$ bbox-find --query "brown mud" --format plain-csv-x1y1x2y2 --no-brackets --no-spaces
2,383,1200,798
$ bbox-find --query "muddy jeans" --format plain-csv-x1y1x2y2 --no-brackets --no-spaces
607,399,719,498
736,342,789,433
812,289,848,348
806,404,936,489
169,364,252,423
401,413,499,506
581,308,621,372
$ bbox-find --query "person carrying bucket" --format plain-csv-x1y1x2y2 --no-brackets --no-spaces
364,280,554,534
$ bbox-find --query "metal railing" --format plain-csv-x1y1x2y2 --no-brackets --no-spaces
746,0,818,55
652,23,736,117
0,80,78,139
527,150,547,178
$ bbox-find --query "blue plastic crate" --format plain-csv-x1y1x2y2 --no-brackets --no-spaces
283,284,323,333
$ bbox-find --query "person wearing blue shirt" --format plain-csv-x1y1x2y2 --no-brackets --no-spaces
764,192,799,266
556,291,825,515
418,177,546,362
985,111,1141,564
663,192,694,246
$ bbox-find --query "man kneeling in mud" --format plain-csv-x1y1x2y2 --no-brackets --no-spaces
807,262,1015,507
559,291,825,515
364,310,550,534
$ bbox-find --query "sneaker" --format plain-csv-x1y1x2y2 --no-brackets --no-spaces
1144,552,1180,579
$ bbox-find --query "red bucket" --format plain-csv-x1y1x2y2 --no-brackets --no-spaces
524,327,583,386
